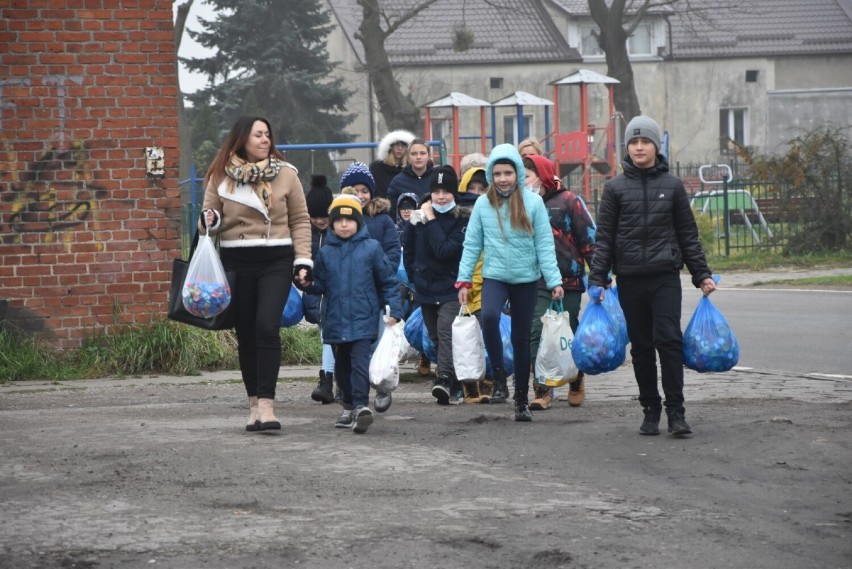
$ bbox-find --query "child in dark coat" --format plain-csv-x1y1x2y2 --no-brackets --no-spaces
295,195,404,433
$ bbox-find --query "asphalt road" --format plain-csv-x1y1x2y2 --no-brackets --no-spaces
1,268,850,569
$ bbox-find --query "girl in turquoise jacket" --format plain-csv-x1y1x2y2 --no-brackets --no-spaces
456,144,564,422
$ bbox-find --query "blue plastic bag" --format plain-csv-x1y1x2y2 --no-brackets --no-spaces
279,286,304,327
571,290,626,375
403,306,437,362
683,295,739,372
602,285,629,347
484,312,514,377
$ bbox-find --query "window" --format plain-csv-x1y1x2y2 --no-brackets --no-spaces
745,70,759,83
628,23,653,56
580,26,603,56
719,108,748,153
503,114,533,146
490,77,503,90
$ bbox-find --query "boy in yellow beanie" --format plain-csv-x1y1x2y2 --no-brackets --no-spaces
295,195,404,433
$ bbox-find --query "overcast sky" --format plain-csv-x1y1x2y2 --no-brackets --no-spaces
173,0,216,95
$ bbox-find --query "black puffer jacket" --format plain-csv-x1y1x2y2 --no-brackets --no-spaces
589,155,711,288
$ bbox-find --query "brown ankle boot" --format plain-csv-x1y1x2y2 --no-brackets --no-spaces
462,382,483,404
257,398,281,431
567,374,586,407
478,379,493,404
529,386,553,410
246,396,260,431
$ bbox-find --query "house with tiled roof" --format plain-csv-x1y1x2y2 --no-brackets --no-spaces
324,0,852,169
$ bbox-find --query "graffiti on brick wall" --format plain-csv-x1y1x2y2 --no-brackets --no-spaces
1,140,108,245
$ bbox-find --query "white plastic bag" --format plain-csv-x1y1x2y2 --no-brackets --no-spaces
452,304,486,383
369,308,406,393
182,231,231,318
535,300,579,387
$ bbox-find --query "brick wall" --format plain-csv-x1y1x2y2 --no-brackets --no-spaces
0,0,181,348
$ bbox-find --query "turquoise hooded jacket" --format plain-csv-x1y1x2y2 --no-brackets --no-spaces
457,143,562,289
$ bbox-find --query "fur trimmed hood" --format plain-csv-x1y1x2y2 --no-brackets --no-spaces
377,130,417,159
365,196,392,217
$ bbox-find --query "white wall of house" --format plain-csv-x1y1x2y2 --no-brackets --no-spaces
325,14,852,170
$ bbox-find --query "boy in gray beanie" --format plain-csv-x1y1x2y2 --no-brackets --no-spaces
588,115,716,438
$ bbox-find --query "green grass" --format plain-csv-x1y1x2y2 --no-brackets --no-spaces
751,275,852,287
0,320,321,383
707,249,852,272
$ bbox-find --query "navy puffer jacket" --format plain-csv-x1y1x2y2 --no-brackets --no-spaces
305,226,403,344
402,204,471,305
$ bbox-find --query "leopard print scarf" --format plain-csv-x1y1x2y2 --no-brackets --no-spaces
225,155,283,210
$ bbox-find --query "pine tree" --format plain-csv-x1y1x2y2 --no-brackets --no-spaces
182,0,352,178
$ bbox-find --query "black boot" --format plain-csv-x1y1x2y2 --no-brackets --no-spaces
639,406,661,435
489,368,509,404
431,372,451,405
311,370,335,404
514,392,532,422
667,408,692,436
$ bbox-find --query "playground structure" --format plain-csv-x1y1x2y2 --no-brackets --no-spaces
422,69,621,200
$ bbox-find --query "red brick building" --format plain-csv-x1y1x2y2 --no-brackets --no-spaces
0,0,181,348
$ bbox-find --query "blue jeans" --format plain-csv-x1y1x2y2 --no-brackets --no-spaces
333,339,372,409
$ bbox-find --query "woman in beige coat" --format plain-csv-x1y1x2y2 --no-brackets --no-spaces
202,115,312,432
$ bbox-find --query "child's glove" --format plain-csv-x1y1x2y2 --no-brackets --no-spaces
293,264,312,283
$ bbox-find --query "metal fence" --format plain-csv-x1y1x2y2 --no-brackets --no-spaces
179,153,801,258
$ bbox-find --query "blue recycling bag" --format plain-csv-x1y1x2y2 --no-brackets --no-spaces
403,306,437,362
484,312,514,377
571,289,626,375
602,284,628,347
280,286,304,327
683,295,739,372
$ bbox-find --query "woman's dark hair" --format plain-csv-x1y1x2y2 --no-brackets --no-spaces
522,156,538,175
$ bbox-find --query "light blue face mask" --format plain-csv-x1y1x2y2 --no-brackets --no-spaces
432,201,456,214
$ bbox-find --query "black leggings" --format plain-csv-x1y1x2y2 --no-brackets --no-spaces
221,246,294,399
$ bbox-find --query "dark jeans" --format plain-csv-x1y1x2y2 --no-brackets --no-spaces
420,299,461,378
616,272,685,412
221,246,294,400
333,339,372,409
480,279,538,398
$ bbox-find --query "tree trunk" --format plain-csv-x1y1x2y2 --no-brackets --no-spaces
357,0,424,134
174,0,195,181
589,0,642,123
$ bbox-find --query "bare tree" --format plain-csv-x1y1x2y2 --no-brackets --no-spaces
588,0,759,124
355,0,441,133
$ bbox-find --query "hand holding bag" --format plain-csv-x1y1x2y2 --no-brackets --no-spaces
571,289,626,375
168,230,236,330
534,300,579,387
683,279,739,372
452,303,486,383
369,308,407,394
182,230,231,318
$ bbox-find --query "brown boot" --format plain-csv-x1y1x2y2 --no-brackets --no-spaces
462,382,483,404
529,386,553,410
567,374,586,407
246,396,260,431
417,353,432,377
478,379,492,404
257,398,281,430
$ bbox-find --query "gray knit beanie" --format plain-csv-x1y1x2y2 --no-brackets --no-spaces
624,116,661,152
